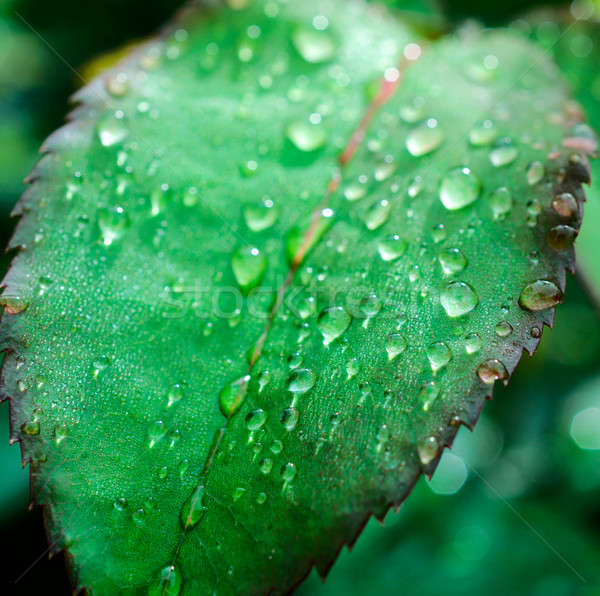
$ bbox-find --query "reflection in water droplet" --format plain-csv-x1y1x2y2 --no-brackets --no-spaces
406,119,444,156
378,235,407,261
97,114,128,147
495,321,513,337
427,342,452,372
318,306,351,346
439,167,481,210
286,120,327,152
477,359,508,384
438,248,467,275
232,246,267,293
440,282,478,317
519,280,562,311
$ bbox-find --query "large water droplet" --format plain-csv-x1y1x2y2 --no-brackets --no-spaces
286,120,327,152
287,368,316,395
219,375,250,417
427,342,452,372
318,306,351,346
477,359,508,384
440,282,478,317
439,167,481,211
406,119,444,156
378,234,407,261
232,246,266,293
98,206,129,246
292,25,336,63
246,409,267,431
438,248,467,275
519,280,562,311
148,565,182,596
244,198,279,232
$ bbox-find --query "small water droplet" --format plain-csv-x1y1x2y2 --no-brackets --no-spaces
490,187,513,220
464,333,482,354
21,420,40,436
148,565,182,596
98,206,129,246
440,282,478,317
148,420,167,448
92,355,111,379
359,293,381,324
526,161,545,185
281,407,299,431
439,167,481,211
281,462,297,488
469,119,497,146
427,342,452,372
417,435,439,465
286,120,327,152
477,359,508,384
246,409,267,431
378,234,407,261
244,198,279,232
438,248,467,275
287,368,316,395
259,458,273,475
270,440,283,455
519,280,562,311
344,182,367,201
431,223,447,244
97,114,128,147
552,192,577,218
489,138,518,167
420,382,440,411
219,375,250,417
167,384,184,408
364,199,392,230
386,333,407,361
113,497,128,511
180,484,207,530
232,246,267,293
292,25,336,63
546,225,577,250
495,321,513,337
406,119,444,156
256,492,267,504
318,306,351,346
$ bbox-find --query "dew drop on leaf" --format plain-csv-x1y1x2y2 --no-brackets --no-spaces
97,114,128,147
419,382,440,411
426,341,452,372
417,435,439,466
246,409,267,431
490,186,513,220
180,484,207,530
468,119,497,146
244,198,279,232
519,280,563,311
489,138,518,167
546,225,577,250
386,333,407,361
439,167,481,211
280,407,299,431
440,281,478,317
551,192,578,217
364,199,392,230
148,564,182,596
148,420,167,448
477,359,509,384
167,384,184,408
526,161,545,185
317,306,351,346
232,246,267,293
219,375,250,417
98,206,130,246
287,368,316,395
406,119,444,156
494,321,513,337
286,120,327,152
438,248,467,275
292,25,336,64
378,234,407,261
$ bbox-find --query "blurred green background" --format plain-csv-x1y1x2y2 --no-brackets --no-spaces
0,0,599,594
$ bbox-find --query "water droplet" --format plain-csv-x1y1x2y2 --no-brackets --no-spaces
439,167,481,211
292,25,336,63
408,176,424,198
180,484,207,530
97,114,128,147
318,306,351,346
364,199,392,230
489,139,518,167
148,420,167,448
438,248,467,275
427,342,452,372
105,72,129,97
54,424,68,446
296,295,316,319
418,435,439,465
375,161,396,182
232,487,246,502
232,246,267,293
431,224,447,244
287,368,316,395
464,333,482,354
344,183,367,201
477,359,508,384
98,206,129,246
386,333,407,361
526,161,545,185
256,492,267,504
346,358,359,380
378,234,407,261
92,355,111,379
21,421,40,436
281,407,299,431
281,462,297,488
495,321,513,337
406,119,444,156
546,225,577,250
148,565,182,596
167,384,184,408
519,280,562,311
469,119,497,146
490,187,513,220
359,293,381,324
419,382,440,411
287,352,303,370
244,198,279,232
259,458,273,475
440,282,478,317
246,409,267,431
270,440,283,455
552,192,577,218
158,466,168,480
286,120,327,152
219,375,250,417
113,497,128,511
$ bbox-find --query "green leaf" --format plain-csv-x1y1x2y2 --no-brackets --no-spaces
0,1,592,593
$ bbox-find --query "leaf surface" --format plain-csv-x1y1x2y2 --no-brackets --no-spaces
0,1,591,593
